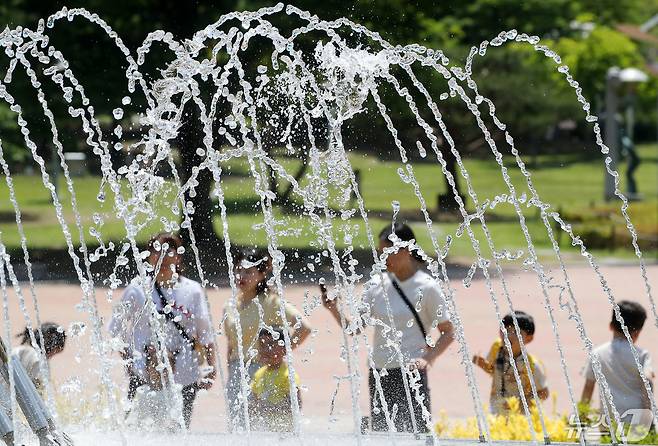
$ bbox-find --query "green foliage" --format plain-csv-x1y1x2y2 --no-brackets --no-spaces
0,0,656,158
1,144,654,261
555,26,644,103
471,42,581,142
0,0,656,248
0,103,27,166
575,0,658,26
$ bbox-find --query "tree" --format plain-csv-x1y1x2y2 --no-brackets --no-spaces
0,0,237,256
555,25,645,109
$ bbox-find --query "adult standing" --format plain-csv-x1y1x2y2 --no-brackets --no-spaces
223,248,312,431
321,223,454,433
109,232,216,428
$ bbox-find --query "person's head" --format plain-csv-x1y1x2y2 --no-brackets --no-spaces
500,311,535,356
147,232,183,282
258,327,286,368
610,300,647,341
378,223,424,274
19,322,66,359
234,248,272,296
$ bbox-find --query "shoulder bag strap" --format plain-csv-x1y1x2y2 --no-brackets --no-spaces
389,274,428,340
154,282,195,347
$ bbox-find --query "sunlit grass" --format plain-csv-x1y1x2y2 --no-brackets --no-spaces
0,144,654,262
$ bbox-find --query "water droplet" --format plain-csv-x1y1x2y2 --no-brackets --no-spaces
463,262,477,288
112,108,124,119
69,321,87,336
416,141,426,158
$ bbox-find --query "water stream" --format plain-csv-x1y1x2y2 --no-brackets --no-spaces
0,4,654,444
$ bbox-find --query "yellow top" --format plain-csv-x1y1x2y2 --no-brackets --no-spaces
223,292,302,362
251,363,300,404
486,338,547,414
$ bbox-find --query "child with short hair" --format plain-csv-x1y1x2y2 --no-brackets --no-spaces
580,300,655,423
14,322,66,392
125,341,182,431
473,311,549,414
249,327,301,432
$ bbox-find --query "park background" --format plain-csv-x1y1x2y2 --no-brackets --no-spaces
0,0,657,438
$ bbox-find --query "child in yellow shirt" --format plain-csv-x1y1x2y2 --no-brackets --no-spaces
250,327,301,432
473,311,549,414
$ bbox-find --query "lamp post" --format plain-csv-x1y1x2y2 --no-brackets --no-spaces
603,67,648,201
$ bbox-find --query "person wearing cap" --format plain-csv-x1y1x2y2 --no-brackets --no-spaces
321,222,454,433
222,248,312,431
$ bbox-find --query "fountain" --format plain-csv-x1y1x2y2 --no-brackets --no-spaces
0,3,655,445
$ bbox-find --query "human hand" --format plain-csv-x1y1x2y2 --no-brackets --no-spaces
472,354,486,369
408,357,429,371
198,368,216,390
320,282,337,311
197,377,214,390
120,349,134,374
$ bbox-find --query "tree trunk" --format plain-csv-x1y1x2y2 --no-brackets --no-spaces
177,104,221,263
279,150,310,204
438,147,464,213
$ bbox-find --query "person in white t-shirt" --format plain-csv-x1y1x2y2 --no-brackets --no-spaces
581,300,655,426
321,223,454,433
109,232,217,428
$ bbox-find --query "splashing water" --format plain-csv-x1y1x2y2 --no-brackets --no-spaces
0,3,655,445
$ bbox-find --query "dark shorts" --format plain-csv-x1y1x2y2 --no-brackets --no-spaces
368,367,431,433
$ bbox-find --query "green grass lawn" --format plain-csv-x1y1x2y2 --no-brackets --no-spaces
0,144,655,263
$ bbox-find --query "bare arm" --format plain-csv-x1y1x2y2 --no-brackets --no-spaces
422,320,454,366
204,343,216,369
143,345,164,390
196,342,217,390
580,379,596,405
472,355,494,374
291,320,312,349
109,290,138,369
320,284,365,336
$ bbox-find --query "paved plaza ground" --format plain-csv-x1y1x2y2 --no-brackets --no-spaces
2,261,657,434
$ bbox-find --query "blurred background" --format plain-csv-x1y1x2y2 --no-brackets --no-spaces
0,1,657,438
0,0,655,276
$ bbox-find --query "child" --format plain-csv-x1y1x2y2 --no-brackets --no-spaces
125,342,182,431
249,327,301,432
14,322,66,392
473,311,549,414
580,300,655,424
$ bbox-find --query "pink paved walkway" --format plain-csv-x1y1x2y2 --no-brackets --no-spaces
3,263,657,433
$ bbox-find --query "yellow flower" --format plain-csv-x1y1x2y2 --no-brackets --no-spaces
436,392,572,442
